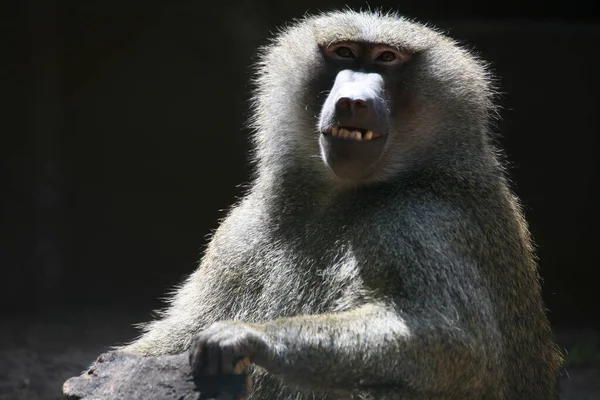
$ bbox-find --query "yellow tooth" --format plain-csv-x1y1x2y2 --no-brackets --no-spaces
339,128,349,138
352,131,362,140
364,131,373,140
331,127,339,136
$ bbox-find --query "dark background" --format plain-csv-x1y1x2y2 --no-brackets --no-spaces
2,0,599,355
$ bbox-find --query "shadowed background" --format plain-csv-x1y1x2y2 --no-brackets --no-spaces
1,0,599,399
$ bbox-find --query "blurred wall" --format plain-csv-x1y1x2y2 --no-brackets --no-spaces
2,0,599,328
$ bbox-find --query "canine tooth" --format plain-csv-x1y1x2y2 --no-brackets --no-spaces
339,128,349,138
331,127,339,137
363,131,373,140
352,131,362,140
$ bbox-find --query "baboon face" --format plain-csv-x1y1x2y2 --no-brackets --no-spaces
255,12,491,184
317,42,413,181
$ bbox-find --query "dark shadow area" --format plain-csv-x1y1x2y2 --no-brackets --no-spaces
1,0,599,399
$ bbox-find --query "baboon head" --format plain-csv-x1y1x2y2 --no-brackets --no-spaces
252,11,495,184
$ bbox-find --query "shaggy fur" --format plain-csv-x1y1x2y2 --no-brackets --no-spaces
121,10,562,399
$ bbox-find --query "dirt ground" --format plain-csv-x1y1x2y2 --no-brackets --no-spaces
0,309,598,400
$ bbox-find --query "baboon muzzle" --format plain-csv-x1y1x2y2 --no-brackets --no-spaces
319,69,389,138
318,70,390,182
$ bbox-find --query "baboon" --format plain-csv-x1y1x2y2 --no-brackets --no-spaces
121,10,562,399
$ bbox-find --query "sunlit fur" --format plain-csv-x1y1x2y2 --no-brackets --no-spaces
250,10,498,187
121,10,562,400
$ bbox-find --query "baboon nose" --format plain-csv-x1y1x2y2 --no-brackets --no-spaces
336,97,371,119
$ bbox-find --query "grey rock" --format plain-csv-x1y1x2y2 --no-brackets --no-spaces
62,351,248,400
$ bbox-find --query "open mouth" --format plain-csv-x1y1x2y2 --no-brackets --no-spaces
322,126,383,141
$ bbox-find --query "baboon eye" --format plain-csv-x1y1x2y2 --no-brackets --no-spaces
335,46,355,58
376,51,396,62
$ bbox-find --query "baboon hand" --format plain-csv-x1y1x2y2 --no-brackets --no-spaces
189,321,278,377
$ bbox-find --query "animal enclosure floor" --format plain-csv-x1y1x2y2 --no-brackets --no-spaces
0,309,598,399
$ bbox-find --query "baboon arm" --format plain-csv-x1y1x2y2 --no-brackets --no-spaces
119,269,227,356
259,302,491,394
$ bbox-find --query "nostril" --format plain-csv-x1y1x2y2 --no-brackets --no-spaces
336,97,370,113
353,99,368,110
336,97,352,110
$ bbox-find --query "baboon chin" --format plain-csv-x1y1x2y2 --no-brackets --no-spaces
118,10,562,400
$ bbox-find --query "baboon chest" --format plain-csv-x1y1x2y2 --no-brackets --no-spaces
242,238,367,321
